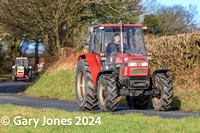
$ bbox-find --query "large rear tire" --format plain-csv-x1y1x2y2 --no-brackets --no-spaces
152,73,173,111
75,59,98,111
97,74,118,112
126,96,150,109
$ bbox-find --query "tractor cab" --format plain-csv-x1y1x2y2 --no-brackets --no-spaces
88,24,147,55
12,57,32,82
76,20,173,112
87,24,150,72
15,58,29,67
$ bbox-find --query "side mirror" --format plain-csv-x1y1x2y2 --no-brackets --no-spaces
88,27,94,34
147,51,152,61
142,26,147,30
152,26,157,34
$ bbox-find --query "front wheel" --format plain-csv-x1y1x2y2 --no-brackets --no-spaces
97,74,118,112
152,73,173,111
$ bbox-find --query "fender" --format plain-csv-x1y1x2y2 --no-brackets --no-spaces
152,69,170,77
152,69,170,88
78,53,103,86
96,70,113,83
94,70,113,95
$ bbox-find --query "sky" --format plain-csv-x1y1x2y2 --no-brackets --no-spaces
157,0,200,26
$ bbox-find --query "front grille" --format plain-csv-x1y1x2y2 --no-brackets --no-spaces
130,67,148,76
129,77,149,89
17,67,24,73
130,58,146,61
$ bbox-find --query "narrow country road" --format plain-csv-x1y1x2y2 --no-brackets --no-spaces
0,79,199,119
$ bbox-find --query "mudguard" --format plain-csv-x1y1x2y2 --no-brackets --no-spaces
152,69,170,77
78,53,103,86
151,69,171,87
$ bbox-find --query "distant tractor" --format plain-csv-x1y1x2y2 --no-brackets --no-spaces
12,57,32,82
75,20,173,112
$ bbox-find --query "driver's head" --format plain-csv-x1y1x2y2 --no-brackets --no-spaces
114,33,120,44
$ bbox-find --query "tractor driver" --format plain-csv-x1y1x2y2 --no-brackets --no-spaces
106,33,127,55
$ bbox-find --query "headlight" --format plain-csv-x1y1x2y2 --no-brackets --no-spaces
141,62,148,66
124,57,129,62
128,62,137,66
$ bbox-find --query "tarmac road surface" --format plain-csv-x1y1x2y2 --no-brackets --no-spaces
0,78,199,119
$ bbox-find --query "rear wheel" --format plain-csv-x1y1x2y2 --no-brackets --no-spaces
97,74,118,112
152,73,173,111
126,96,150,109
75,59,98,111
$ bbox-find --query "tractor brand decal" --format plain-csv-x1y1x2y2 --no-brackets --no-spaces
117,58,123,63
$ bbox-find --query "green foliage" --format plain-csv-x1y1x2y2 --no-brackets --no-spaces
0,73,12,80
0,32,21,71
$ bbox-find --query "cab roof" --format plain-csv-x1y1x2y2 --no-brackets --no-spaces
16,57,28,60
93,24,142,28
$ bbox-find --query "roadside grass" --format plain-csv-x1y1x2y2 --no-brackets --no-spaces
26,69,76,101
0,73,12,80
0,104,200,132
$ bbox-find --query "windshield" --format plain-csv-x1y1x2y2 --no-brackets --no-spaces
15,59,28,66
104,27,147,55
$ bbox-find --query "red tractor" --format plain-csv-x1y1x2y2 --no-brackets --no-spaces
12,57,32,82
75,20,173,112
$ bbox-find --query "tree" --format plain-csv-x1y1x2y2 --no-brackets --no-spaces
143,4,198,35
0,0,156,57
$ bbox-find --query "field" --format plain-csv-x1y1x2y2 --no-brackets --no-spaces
1,104,200,132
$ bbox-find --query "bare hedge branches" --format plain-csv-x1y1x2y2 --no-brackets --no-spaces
145,32,200,78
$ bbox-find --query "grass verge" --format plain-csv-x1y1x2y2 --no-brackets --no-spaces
1,104,200,132
26,70,76,101
0,73,12,81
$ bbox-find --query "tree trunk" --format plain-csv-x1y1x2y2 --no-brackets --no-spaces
35,41,39,66
55,23,61,51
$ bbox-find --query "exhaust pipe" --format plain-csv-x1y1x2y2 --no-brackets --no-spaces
120,18,123,54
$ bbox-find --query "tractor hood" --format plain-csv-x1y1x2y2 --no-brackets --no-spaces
115,54,148,64
115,54,149,77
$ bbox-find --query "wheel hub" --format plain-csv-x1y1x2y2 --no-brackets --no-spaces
77,71,85,101
99,82,106,106
153,78,161,104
